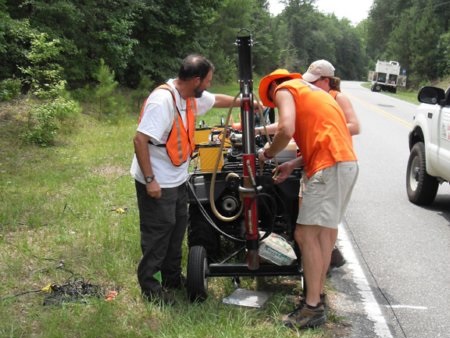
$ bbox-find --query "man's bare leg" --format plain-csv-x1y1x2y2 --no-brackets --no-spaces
320,228,337,293
295,224,323,306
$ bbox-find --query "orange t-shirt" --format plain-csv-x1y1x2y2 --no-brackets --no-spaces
329,89,339,99
276,80,357,178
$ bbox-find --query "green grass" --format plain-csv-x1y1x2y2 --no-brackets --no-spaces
0,90,340,337
388,87,419,104
360,82,419,104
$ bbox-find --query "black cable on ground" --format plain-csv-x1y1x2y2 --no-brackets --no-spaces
0,257,111,306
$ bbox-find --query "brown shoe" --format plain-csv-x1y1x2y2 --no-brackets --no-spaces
282,302,326,329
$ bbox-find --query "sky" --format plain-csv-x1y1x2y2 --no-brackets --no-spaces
268,0,374,25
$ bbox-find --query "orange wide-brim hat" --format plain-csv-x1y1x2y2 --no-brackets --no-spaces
258,69,302,108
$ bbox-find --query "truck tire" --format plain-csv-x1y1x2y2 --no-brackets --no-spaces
371,84,381,92
186,245,208,302
406,142,439,205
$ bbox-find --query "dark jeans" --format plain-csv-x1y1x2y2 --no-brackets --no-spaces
135,180,188,293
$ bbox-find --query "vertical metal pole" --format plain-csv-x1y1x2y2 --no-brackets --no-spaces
236,34,259,270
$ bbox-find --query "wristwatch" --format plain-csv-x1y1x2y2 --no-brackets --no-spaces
145,175,155,184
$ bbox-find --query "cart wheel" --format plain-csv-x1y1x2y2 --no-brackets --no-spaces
186,245,208,302
188,204,221,260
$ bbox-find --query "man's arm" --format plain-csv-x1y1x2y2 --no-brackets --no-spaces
213,94,260,110
264,89,296,157
256,122,278,135
213,94,240,108
133,131,161,198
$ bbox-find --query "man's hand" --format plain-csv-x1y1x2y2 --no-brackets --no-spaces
272,159,296,184
146,180,162,199
257,148,272,165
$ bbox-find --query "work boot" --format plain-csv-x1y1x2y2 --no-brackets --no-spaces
282,302,326,329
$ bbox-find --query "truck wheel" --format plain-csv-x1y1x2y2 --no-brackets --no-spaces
186,246,208,302
371,84,381,92
406,142,439,205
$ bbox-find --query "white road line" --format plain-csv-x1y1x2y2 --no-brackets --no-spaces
339,226,394,338
388,305,427,310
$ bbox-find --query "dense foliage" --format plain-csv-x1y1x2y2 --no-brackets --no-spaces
0,0,448,91
367,0,450,85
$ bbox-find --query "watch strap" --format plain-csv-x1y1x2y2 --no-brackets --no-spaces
145,175,155,184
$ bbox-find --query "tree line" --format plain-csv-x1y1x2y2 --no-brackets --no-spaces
366,0,449,85
1,0,448,95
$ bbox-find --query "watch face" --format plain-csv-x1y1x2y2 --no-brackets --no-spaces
145,176,153,183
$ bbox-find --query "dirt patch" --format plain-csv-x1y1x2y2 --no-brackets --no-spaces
0,97,32,120
92,165,127,178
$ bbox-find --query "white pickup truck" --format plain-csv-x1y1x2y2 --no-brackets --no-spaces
406,86,450,205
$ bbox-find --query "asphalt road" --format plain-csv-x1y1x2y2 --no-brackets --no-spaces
329,82,450,338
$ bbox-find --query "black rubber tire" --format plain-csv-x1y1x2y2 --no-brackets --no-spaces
406,142,439,205
371,84,381,92
186,245,208,302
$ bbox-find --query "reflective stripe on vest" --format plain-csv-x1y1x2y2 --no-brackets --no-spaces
165,97,196,166
138,84,197,166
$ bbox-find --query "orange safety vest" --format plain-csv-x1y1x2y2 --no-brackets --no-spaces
138,84,197,166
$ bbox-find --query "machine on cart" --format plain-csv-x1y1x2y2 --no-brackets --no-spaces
186,33,302,302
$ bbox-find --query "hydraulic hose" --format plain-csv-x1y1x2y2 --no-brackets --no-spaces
208,92,244,222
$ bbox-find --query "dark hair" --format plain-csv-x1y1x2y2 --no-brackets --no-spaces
178,54,215,81
328,77,341,92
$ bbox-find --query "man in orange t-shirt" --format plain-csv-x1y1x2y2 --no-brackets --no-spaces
257,69,358,329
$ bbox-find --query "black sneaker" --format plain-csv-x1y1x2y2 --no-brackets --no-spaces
282,302,326,329
142,288,175,305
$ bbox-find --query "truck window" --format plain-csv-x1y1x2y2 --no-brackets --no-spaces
377,73,386,82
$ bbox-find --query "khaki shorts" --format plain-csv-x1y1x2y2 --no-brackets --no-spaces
297,161,359,229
